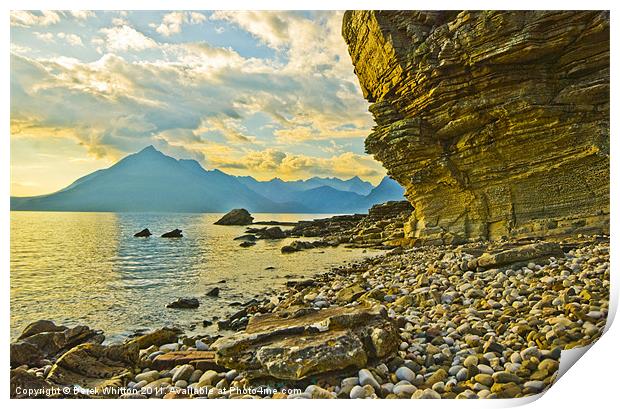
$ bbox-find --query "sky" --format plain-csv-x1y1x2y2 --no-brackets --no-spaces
10,10,385,197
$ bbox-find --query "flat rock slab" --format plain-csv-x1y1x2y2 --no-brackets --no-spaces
476,242,564,270
211,303,399,380
151,351,224,371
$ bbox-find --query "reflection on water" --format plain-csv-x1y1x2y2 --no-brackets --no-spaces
11,212,381,342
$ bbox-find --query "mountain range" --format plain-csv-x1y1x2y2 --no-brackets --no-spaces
10,146,405,213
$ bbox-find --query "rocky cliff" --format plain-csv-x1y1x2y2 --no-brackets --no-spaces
342,11,609,245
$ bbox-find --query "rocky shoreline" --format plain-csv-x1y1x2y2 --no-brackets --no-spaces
10,232,609,399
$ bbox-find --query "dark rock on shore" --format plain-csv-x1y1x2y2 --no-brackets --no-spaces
285,201,413,249
239,241,256,247
281,240,333,253
166,297,199,309
11,321,104,368
161,229,183,238
214,209,254,225
134,228,152,237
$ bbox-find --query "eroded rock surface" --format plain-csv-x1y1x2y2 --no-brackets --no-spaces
211,303,399,380
47,342,139,392
342,11,609,245
11,321,103,367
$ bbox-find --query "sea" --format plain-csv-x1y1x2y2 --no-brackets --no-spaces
10,211,382,342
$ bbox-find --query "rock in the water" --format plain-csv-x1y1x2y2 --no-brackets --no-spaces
211,303,399,380
234,234,257,241
47,342,139,393
214,209,254,225
239,241,256,247
166,298,199,309
261,226,286,239
133,228,152,237
342,11,609,244
206,287,220,297
161,229,183,238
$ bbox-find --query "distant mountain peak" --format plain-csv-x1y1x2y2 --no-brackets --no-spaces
137,145,158,154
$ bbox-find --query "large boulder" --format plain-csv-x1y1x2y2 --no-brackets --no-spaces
211,303,399,380
214,209,254,225
11,321,103,367
47,342,139,393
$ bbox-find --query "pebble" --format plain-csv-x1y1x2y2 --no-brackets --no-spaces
159,343,180,352
174,380,188,389
412,388,441,399
463,355,479,368
393,383,417,397
198,370,219,386
171,364,194,383
225,369,239,382
195,340,209,351
135,370,159,383
456,368,469,382
358,369,380,391
395,366,416,383
350,385,373,399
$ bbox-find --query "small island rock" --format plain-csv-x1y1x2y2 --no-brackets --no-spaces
134,228,152,237
161,229,183,238
214,209,254,225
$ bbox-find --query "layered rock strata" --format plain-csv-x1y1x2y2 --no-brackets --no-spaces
342,11,609,245
211,303,399,380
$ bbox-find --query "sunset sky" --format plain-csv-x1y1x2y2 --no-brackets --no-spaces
10,10,385,197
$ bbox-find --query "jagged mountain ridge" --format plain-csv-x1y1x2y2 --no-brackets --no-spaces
11,146,404,213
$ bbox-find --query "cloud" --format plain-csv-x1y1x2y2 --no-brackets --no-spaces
151,11,207,37
33,31,84,47
193,115,255,143
11,11,382,187
211,11,294,49
99,25,157,52
213,148,384,181
70,10,95,20
34,32,55,43
57,33,84,46
11,11,61,27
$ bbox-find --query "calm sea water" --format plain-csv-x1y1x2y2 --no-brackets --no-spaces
10,212,381,342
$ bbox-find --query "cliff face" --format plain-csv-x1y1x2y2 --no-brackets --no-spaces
342,11,609,245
